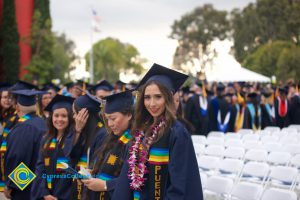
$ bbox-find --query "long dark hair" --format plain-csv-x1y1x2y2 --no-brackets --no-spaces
176,100,195,134
132,81,176,145
43,106,74,152
73,104,101,151
91,107,133,175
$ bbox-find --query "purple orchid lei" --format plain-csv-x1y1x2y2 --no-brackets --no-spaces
128,117,166,190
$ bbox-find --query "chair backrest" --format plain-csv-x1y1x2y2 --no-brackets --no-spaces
218,158,244,175
238,129,253,135
289,154,300,168
193,143,205,158
244,149,268,162
264,142,282,153
224,147,245,159
231,182,264,200
224,138,244,148
283,144,300,155
207,131,225,138
265,126,281,133
197,155,221,171
257,130,271,136
205,175,234,196
225,133,241,140
281,127,298,134
288,124,300,132
280,136,299,145
241,161,270,182
204,145,225,157
191,135,206,145
267,152,291,166
242,134,260,142
260,135,279,143
243,141,264,150
206,137,224,146
261,188,297,200
268,166,298,188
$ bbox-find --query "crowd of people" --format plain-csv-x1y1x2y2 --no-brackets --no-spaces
1,63,300,200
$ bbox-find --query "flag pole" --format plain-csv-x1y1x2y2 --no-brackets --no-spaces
89,17,94,84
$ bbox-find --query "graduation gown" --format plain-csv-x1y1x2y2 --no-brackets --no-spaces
4,112,47,200
274,97,290,128
288,95,300,125
31,131,75,200
261,103,275,129
112,120,203,200
184,94,209,136
208,97,236,133
243,103,262,131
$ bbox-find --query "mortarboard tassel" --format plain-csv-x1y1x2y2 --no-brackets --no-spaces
36,95,41,117
202,81,207,98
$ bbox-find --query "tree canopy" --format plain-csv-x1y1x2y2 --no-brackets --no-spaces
85,37,144,82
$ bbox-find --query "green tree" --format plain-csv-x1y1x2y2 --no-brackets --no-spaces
25,0,54,83
85,37,144,82
170,4,230,72
232,0,300,62
243,41,300,81
1,0,20,82
52,33,77,82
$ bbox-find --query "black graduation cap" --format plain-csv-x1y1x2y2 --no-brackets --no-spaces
44,94,75,112
181,86,191,94
217,83,225,91
136,63,188,93
227,82,234,88
279,86,288,95
247,92,258,99
262,89,272,98
0,82,12,92
12,90,46,106
103,90,134,114
10,80,38,91
65,82,74,90
90,80,113,92
42,82,60,92
74,91,101,113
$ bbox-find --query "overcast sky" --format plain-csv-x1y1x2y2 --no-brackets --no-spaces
50,0,254,68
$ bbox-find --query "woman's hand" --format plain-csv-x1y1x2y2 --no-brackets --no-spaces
74,108,89,134
43,195,58,200
81,178,106,192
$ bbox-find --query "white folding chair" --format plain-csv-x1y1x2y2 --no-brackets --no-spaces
264,142,282,153
224,147,245,160
193,143,205,158
243,141,264,151
224,138,244,148
260,135,279,143
283,144,300,155
191,135,206,145
200,172,207,190
267,152,291,166
281,127,298,134
217,158,244,179
197,155,221,176
261,187,297,200
288,124,300,132
207,131,225,138
289,154,300,169
204,145,225,158
266,166,298,189
206,137,224,146
238,129,253,135
257,129,271,136
279,136,299,145
204,175,234,198
224,132,241,140
244,149,268,163
231,181,264,200
242,134,260,142
265,126,281,133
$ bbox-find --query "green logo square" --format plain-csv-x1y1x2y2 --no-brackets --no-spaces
8,162,36,191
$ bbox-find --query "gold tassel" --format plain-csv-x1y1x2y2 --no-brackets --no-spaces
36,95,41,117
237,92,244,105
82,82,86,95
202,81,207,98
275,87,279,98
296,83,299,94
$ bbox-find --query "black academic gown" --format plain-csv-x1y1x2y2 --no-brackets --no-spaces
261,103,275,129
243,103,262,130
208,97,236,133
274,98,290,128
112,120,203,200
4,112,47,200
184,94,209,136
31,131,74,200
288,95,300,125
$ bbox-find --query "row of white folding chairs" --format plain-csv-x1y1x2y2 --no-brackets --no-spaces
200,160,299,200
195,145,300,167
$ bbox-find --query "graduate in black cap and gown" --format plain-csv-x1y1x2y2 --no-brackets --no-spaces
287,84,300,125
68,92,107,199
274,87,290,128
31,95,75,200
243,92,262,131
4,90,47,199
90,80,114,99
208,83,236,133
185,80,209,136
261,89,275,129
82,90,134,200
112,63,203,200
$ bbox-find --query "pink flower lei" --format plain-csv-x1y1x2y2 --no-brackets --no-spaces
128,117,166,190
